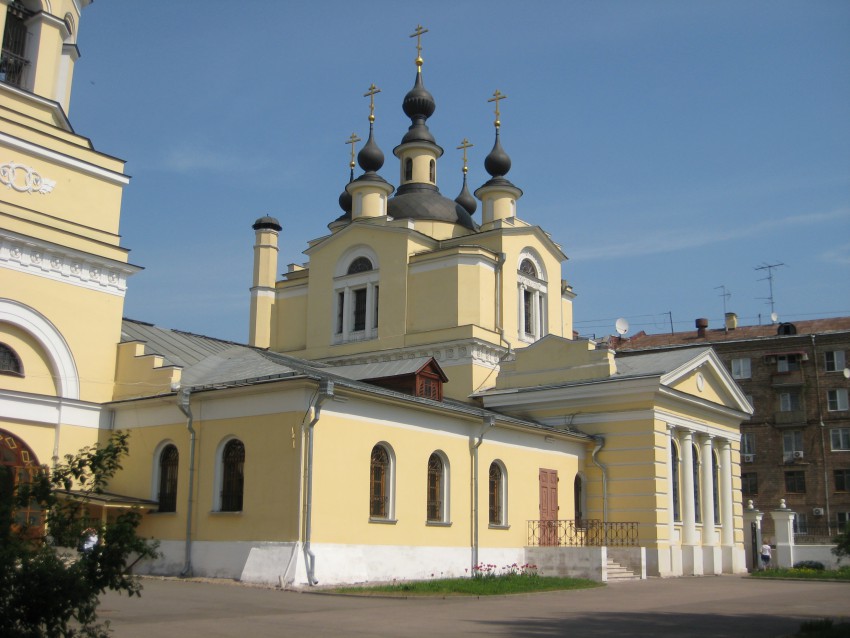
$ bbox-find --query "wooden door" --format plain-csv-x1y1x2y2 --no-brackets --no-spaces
539,468,559,545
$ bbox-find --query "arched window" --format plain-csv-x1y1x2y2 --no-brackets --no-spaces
692,444,701,524
0,343,23,376
220,439,245,512
0,429,42,537
404,158,413,181
334,250,379,342
671,442,681,522
370,444,393,519
427,452,448,523
574,474,584,525
488,461,506,526
429,159,435,183
157,444,179,513
517,253,547,342
0,2,34,88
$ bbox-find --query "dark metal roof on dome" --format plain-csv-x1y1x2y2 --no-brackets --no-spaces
388,183,477,230
252,216,282,231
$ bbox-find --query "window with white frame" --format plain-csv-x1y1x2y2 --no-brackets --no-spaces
831,428,850,451
793,512,808,534
517,253,547,343
777,354,801,372
825,350,846,373
369,443,395,521
731,358,751,380
333,250,379,343
838,512,850,533
827,389,849,412
783,430,803,462
779,390,802,412
742,432,756,455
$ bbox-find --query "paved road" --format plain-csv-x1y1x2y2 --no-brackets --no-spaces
99,575,847,637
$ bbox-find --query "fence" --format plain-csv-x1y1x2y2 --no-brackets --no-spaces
527,519,639,547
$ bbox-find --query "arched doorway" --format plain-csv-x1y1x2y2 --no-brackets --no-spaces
0,429,43,536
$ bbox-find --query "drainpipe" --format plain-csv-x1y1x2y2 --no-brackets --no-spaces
495,252,506,342
810,335,831,535
177,388,196,578
591,436,608,523
302,379,335,585
470,415,496,573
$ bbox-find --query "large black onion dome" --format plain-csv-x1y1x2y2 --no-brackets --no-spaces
402,71,436,120
388,183,478,231
484,130,511,178
252,215,282,232
455,176,477,215
358,127,384,172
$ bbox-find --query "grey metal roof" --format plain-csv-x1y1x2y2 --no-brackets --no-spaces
614,347,713,379
325,357,435,381
121,319,242,369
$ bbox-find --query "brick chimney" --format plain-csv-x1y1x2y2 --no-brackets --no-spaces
696,317,709,338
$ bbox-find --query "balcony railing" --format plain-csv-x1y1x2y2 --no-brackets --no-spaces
795,525,845,545
527,519,639,547
774,410,806,426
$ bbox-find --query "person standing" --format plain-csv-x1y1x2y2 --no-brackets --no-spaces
760,541,772,569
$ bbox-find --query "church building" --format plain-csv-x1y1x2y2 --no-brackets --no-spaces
1,8,752,585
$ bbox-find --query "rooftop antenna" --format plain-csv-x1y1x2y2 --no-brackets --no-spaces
715,285,731,332
615,317,630,336
755,262,785,321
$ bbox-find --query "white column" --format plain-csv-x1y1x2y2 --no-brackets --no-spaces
700,435,716,545
666,425,676,543
720,440,734,546
681,430,696,545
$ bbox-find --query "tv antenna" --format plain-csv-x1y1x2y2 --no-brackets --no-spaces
715,285,731,319
755,262,785,320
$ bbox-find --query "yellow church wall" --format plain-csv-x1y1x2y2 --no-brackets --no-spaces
0,321,58,396
113,341,180,401
669,369,730,406
407,264,458,334
272,284,308,351
0,100,87,146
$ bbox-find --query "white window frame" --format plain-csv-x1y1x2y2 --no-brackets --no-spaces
212,436,243,512
741,432,755,455
831,428,850,451
777,354,800,372
783,430,803,455
827,388,849,412
333,247,380,344
488,459,509,528
731,358,751,380
516,251,547,343
825,350,846,373
779,391,802,412
369,442,396,522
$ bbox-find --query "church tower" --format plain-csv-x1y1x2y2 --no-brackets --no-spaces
1,1,138,468
249,27,575,399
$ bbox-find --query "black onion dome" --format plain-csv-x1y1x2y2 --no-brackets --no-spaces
338,188,352,215
388,183,478,231
252,215,282,231
358,126,384,172
455,176,477,216
484,131,511,178
400,71,437,145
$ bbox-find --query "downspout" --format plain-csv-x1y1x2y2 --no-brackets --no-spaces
302,379,335,586
591,435,608,523
470,415,496,573
177,388,196,577
495,252,506,342
810,335,831,535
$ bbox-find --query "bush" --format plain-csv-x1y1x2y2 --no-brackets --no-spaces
833,529,850,564
793,560,826,571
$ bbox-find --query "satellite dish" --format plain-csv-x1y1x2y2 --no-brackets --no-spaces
843,368,850,380
615,318,630,336
770,312,779,323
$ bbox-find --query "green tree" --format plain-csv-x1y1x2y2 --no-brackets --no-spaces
0,432,158,637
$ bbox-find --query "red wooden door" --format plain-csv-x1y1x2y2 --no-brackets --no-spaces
539,468,559,545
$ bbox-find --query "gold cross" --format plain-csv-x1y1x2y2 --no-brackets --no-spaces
457,138,473,174
364,83,381,122
410,24,428,69
346,133,361,169
488,90,507,128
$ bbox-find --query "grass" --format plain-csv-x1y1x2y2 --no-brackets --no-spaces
795,618,850,637
330,564,602,596
750,566,850,581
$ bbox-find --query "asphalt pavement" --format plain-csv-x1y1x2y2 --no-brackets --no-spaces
98,574,848,637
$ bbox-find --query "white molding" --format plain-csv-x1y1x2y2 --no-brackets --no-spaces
0,298,79,399
659,409,741,442
319,338,509,370
0,389,102,427
0,230,140,297
408,252,496,275
0,160,56,193
0,133,129,185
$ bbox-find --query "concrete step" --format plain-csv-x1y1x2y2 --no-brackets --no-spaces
606,558,640,581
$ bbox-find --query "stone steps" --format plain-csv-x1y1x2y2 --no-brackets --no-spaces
606,558,640,581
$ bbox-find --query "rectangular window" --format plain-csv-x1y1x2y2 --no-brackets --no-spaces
352,288,367,332
825,351,846,372
793,513,808,535
784,470,806,493
741,432,756,455
777,354,800,372
831,428,850,451
827,389,849,412
783,431,803,462
336,292,344,334
731,358,751,379
779,391,802,412
523,289,534,336
835,469,850,492
838,512,850,533
741,472,758,495
373,285,379,328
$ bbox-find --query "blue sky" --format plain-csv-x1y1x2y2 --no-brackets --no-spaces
70,1,850,343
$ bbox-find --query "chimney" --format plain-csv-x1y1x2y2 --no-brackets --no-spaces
695,318,709,338
725,312,738,331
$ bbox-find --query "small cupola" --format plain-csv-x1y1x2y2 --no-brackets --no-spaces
474,90,523,225
346,84,394,219
454,138,477,216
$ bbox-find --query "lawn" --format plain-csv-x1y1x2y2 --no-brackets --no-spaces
331,574,602,596
750,566,850,581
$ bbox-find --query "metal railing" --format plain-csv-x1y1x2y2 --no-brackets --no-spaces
527,519,639,547
795,525,843,545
